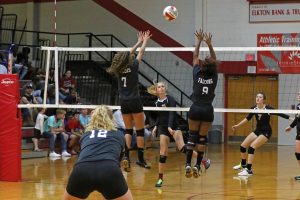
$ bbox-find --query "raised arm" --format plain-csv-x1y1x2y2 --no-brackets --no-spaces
193,29,204,66
203,32,216,60
130,31,143,55
136,30,152,62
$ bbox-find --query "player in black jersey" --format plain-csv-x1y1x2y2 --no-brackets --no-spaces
285,91,300,180
149,82,211,186
107,31,152,171
185,29,219,178
232,92,291,176
63,106,133,200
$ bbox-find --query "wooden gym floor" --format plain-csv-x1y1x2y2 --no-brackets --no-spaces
1,144,300,200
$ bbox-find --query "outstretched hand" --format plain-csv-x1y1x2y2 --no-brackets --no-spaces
204,32,213,46
195,29,204,41
137,31,143,43
143,30,152,41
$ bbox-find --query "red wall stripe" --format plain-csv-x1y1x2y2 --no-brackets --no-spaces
93,0,193,65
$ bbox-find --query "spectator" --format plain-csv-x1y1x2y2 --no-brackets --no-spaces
48,67,55,85
64,89,80,104
43,109,71,157
79,108,91,131
33,108,47,151
0,63,7,74
59,70,75,100
21,82,38,126
66,111,83,154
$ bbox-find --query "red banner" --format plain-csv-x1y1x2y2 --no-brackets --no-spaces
257,33,300,74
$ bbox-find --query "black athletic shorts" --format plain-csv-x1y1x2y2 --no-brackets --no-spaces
253,129,272,139
33,128,42,139
120,98,143,114
157,125,172,139
296,129,300,140
66,160,128,199
188,103,214,122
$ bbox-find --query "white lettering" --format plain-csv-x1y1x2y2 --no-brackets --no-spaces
197,78,213,84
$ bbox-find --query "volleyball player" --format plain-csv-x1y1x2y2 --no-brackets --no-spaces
285,91,300,180
107,30,152,171
232,92,291,176
63,106,132,200
185,29,219,178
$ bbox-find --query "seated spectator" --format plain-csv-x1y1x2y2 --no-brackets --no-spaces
15,47,31,80
59,70,75,100
79,108,91,131
48,67,55,85
63,89,80,104
65,111,83,154
33,108,47,151
113,109,125,133
21,82,38,126
43,109,71,157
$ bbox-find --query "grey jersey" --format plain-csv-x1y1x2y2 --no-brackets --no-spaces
117,59,140,100
76,130,125,165
191,64,218,104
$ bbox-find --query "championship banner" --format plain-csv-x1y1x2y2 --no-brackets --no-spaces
257,33,300,74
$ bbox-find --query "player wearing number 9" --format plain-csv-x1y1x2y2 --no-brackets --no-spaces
106,31,152,171
185,29,220,178
63,105,133,200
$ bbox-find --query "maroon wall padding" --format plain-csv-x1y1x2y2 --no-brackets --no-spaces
93,0,193,65
0,74,21,181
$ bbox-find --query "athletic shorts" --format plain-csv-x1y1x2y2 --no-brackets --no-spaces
120,98,143,114
66,160,128,199
33,128,42,139
253,129,272,139
296,130,300,140
188,103,214,122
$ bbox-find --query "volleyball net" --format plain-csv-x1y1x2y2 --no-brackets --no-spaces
16,46,300,115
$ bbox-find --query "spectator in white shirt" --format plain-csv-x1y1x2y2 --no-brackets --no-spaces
33,108,47,151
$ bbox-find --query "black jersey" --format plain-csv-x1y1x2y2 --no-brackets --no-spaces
290,103,300,133
155,95,177,128
76,130,125,166
191,64,218,104
117,59,140,100
246,105,290,131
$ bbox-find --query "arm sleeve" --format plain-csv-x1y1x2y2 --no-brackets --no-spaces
168,96,176,128
268,106,290,119
290,116,299,128
246,113,254,121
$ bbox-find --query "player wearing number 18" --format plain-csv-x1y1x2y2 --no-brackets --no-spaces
107,30,152,171
185,29,219,178
63,106,133,200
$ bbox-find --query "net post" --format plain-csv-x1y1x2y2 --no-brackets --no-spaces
43,49,51,105
54,47,59,106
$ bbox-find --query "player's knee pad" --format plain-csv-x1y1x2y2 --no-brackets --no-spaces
136,128,145,137
240,146,247,153
198,135,207,145
248,146,255,154
159,155,167,163
187,131,199,148
295,152,300,160
180,144,187,154
125,129,133,136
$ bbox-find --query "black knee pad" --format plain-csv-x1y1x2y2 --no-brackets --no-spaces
295,152,300,160
125,129,133,136
198,135,207,145
159,155,167,163
187,131,199,148
248,146,255,154
180,144,187,154
240,146,247,153
136,128,144,137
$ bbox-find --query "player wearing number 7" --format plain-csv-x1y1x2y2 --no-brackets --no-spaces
185,29,219,178
107,30,152,171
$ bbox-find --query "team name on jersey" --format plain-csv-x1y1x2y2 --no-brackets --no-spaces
122,68,131,74
197,78,213,84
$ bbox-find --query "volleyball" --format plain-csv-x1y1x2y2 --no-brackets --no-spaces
163,6,178,21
